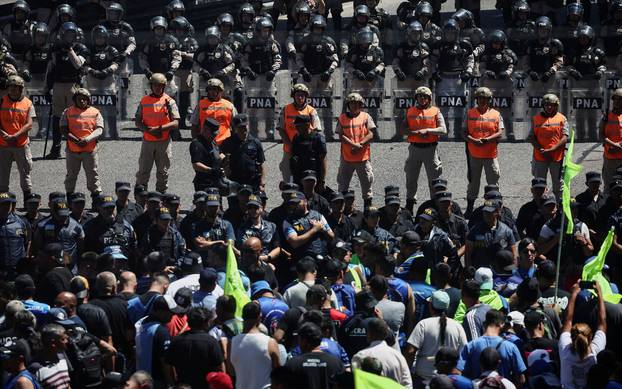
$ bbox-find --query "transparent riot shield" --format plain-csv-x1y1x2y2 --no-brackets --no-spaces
244,76,277,140
26,76,51,139
344,73,385,140
87,75,119,139
603,71,622,115
435,72,468,140
477,78,515,140
307,73,335,140
567,78,605,141
116,59,134,120
390,77,429,141
511,71,564,140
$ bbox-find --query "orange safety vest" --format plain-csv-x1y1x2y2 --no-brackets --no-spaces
604,111,622,160
405,106,440,144
0,95,32,147
140,93,174,142
339,111,371,162
66,105,100,153
467,107,501,159
532,112,566,162
198,97,235,145
282,103,317,153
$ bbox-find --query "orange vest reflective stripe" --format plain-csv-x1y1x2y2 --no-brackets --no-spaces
198,98,235,145
604,111,622,159
467,107,501,159
339,111,371,162
0,95,32,147
282,103,317,153
532,112,566,162
406,106,440,143
66,106,99,153
140,94,173,142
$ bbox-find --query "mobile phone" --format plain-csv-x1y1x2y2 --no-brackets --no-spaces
579,280,595,289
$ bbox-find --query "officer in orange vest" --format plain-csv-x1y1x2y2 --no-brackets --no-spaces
464,87,504,216
276,83,321,182
135,73,180,193
400,86,447,214
0,75,35,204
60,88,103,200
190,78,236,144
528,93,568,198
601,88,622,190
336,92,376,208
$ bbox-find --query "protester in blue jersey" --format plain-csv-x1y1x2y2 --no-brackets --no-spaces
251,280,288,335
0,339,41,389
403,251,436,324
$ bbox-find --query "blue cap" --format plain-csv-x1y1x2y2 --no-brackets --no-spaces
103,245,128,260
251,280,271,297
199,267,218,284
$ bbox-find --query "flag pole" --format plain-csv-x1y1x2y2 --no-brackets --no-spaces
554,208,565,302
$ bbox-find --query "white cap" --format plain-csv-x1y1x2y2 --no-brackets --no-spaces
474,267,494,290
527,349,551,367
508,311,525,327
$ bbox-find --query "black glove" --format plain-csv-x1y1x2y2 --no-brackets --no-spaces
594,70,604,80
433,72,442,82
320,71,332,82
200,69,211,80
353,69,366,80
288,51,297,61
529,71,539,81
300,68,312,82
21,70,31,82
569,68,582,80
266,70,275,81
541,70,554,82
366,71,377,81
395,69,406,81
460,71,471,82
145,70,153,80
414,71,425,80
95,70,107,79
165,71,174,81
484,70,496,79
118,52,127,62
498,72,510,79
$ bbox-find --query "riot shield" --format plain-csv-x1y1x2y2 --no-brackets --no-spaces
26,75,52,139
116,59,134,120
477,78,515,140
87,75,119,139
567,77,605,141
244,76,277,140
390,76,429,141
435,72,468,140
344,73,385,140
307,73,335,139
603,71,622,115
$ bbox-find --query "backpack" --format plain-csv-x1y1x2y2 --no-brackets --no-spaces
478,375,507,389
65,329,103,387
127,294,158,324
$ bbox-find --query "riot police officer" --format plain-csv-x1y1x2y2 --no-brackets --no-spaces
345,27,385,83
480,30,517,79
561,3,587,65
526,17,564,83
365,0,391,32
297,15,339,85
84,194,136,259
452,9,485,59
138,16,181,96
566,26,606,80
600,0,622,63
84,25,120,93
2,0,33,63
221,114,266,191
236,3,256,40
393,21,431,82
341,5,381,58
0,45,18,96
195,25,237,106
415,2,442,48
285,2,311,76
217,13,247,55
433,19,474,82
506,1,534,65
165,0,185,21
241,17,282,83
44,22,86,160
23,22,51,83
50,3,76,44
169,16,198,134
396,0,418,30
250,0,271,20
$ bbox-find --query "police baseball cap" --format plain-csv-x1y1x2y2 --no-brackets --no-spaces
384,185,400,196
238,185,253,196
247,194,262,207
586,171,602,184
180,252,203,274
115,181,131,191
69,192,86,204
51,199,70,216
531,177,547,188
542,193,557,206
401,230,422,245
431,178,448,190
435,191,452,202
482,199,500,213
14,274,35,296
157,207,172,220
331,239,351,252
48,307,76,327
193,191,208,203
282,182,299,194
0,339,31,363
484,184,499,193
204,118,220,132
250,280,272,298
385,195,401,206
610,179,622,191
134,185,148,196
330,192,345,202
206,193,221,206
343,190,355,199
147,191,162,202
364,206,381,218
103,245,128,260
0,192,16,204
151,294,185,315
293,114,311,126
287,191,305,204
259,190,268,200
25,193,41,204
302,170,317,181
48,191,66,202
323,258,347,278
98,194,116,208
163,193,180,204
352,230,373,244
418,207,438,221
232,114,248,127
44,243,64,264
484,190,503,200
199,267,218,284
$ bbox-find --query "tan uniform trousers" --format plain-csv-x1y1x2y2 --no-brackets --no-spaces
467,156,501,201
177,69,194,93
337,158,374,200
404,143,443,201
280,152,292,183
64,147,102,194
532,159,562,198
52,82,78,117
0,145,33,192
136,139,172,193
602,157,622,193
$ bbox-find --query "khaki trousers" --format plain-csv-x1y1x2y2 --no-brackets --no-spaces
603,157,622,194
65,148,102,194
136,140,172,193
532,159,562,198
467,156,501,201
337,159,374,200
404,143,442,201
0,145,33,192
52,82,78,117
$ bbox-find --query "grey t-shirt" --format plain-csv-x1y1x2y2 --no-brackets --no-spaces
376,299,405,338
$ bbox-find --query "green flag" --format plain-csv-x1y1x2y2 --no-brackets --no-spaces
223,240,250,318
562,128,582,234
354,369,406,389
582,227,614,281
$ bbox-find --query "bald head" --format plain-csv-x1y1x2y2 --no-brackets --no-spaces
95,271,117,295
119,271,137,293
55,292,77,315
242,237,262,252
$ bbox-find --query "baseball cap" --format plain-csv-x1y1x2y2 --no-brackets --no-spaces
323,258,347,278
206,193,221,206
180,252,203,274
193,191,208,203
484,190,503,200
250,280,272,298
343,190,355,199
103,245,128,260
401,230,422,245
199,267,218,284
70,276,89,299
24,193,41,204
508,311,525,326
524,310,546,330
302,170,317,182
48,191,66,202
484,184,499,193
246,194,262,207
364,206,381,218
0,192,15,204
232,114,248,127
51,199,70,216
281,182,299,194
527,349,552,369
163,193,180,204
482,199,500,213
516,277,542,302
287,191,305,204
151,294,185,314
531,177,547,188
330,192,345,202
385,195,401,206
68,192,86,204
0,339,31,362
542,193,557,206
134,185,148,196
494,249,516,273
48,307,76,327
157,207,172,220
206,372,233,389
431,178,448,190
474,267,494,290
204,118,220,132
610,179,622,191
238,185,253,196
115,181,131,191
428,290,450,311
14,274,35,296
293,114,311,125
384,185,400,196
173,288,193,311
418,207,438,221
352,230,373,244
331,239,351,252
98,194,116,208
586,171,602,184
147,191,162,202
435,191,452,202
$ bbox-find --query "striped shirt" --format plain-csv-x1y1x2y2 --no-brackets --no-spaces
30,356,71,389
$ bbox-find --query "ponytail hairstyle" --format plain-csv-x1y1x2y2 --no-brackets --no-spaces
571,323,593,360
439,310,448,346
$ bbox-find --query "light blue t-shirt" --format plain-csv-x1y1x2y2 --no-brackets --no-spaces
457,335,527,379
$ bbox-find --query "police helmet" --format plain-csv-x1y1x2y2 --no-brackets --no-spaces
33,22,50,38
407,21,423,41
488,29,507,46
150,16,168,31
150,73,168,85
7,75,25,87
205,26,220,41
577,25,595,42
239,3,256,19
73,88,91,104
291,83,310,97
56,3,75,19
415,1,434,18
512,0,530,16
309,14,327,31
169,16,190,32
91,25,109,44
535,16,552,32
166,0,185,17
346,92,365,104
207,78,225,91
217,13,235,27
442,18,459,41
542,93,559,105
415,86,432,97
255,16,273,33
295,2,311,20
13,0,30,17
566,2,584,18
474,87,493,99
60,22,78,42
355,27,374,46
354,5,370,19
612,88,622,99
452,8,474,27
106,2,124,22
